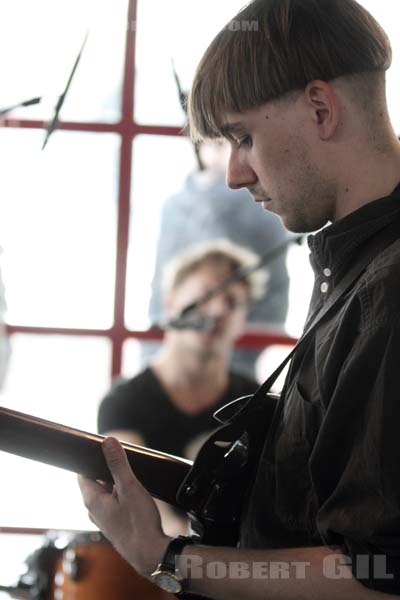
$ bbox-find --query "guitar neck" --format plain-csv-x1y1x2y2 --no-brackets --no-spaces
0,406,192,509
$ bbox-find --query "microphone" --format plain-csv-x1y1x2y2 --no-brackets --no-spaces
0,96,41,117
166,313,216,331
0,584,31,599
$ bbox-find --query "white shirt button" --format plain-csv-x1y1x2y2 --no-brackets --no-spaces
323,268,332,277
320,282,329,293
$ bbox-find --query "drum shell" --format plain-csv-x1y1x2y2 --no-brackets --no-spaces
49,531,173,600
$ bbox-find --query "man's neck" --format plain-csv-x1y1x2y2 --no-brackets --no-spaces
333,134,400,222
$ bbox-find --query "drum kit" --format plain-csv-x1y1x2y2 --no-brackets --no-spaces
0,530,173,600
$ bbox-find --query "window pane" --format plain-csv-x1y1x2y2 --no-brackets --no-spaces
359,0,400,133
125,135,197,329
121,337,142,378
0,0,127,122
0,333,111,528
0,129,118,328
0,534,46,591
134,0,249,125
1,334,111,429
285,243,314,338
0,452,94,530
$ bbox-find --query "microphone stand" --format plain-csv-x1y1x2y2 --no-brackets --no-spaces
161,235,304,331
0,584,30,599
171,58,204,172
42,31,89,150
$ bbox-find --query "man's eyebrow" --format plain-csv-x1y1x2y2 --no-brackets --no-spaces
220,122,246,138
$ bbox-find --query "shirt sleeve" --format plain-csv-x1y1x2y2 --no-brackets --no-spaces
313,321,400,594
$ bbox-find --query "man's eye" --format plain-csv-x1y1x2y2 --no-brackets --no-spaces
237,135,252,149
224,294,241,310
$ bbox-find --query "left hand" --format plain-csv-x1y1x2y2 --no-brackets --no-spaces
78,437,171,576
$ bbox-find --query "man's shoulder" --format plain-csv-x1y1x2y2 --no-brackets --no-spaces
357,238,400,327
103,368,155,402
365,236,400,286
370,235,400,270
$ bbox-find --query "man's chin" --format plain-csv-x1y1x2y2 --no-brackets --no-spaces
196,339,224,359
280,213,317,234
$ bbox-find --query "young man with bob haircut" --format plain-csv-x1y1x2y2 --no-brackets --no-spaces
79,1,400,598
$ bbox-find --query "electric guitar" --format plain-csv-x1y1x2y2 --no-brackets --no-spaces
0,392,278,547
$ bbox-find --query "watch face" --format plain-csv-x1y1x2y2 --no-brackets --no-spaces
152,571,183,594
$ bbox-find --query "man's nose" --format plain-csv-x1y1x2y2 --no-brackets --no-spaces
226,147,257,190
203,295,231,318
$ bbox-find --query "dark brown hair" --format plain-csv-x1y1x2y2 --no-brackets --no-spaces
188,0,392,140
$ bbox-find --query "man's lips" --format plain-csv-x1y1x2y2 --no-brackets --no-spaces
253,195,272,207
252,191,270,202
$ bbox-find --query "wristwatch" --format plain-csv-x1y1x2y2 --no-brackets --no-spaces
151,535,194,594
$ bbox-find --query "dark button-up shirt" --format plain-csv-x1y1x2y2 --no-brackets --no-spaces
241,182,400,594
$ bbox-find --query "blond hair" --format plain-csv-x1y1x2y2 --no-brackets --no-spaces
162,239,268,302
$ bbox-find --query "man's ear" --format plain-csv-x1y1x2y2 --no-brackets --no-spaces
304,80,340,141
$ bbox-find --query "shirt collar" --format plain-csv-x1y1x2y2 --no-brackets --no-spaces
308,181,400,274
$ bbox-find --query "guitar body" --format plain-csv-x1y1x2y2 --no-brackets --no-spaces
177,392,279,546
